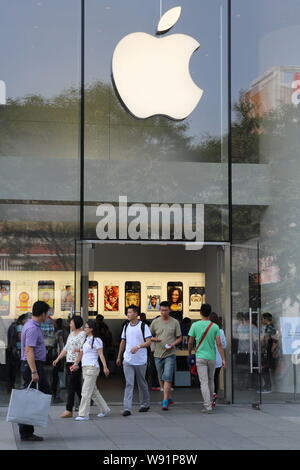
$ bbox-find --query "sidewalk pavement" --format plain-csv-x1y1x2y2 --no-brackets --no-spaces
1,401,300,450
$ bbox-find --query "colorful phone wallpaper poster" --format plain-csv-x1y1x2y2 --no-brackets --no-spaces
16,282,32,313
61,284,74,311
146,284,161,311
104,285,119,312
189,286,205,311
0,282,10,315
147,295,161,311
125,292,140,308
167,284,183,312
88,284,98,313
38,283,54,311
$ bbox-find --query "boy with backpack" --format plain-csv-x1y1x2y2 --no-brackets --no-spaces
116,305,152,416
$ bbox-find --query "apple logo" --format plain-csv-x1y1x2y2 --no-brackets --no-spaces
112,6,203,120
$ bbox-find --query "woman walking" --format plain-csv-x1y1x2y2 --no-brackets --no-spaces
52,315,86,418
71,319,110,421
210,312,227,407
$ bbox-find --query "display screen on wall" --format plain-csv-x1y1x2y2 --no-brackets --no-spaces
89,281,98,315
0,281,10,316
104,284,119,312
146,284,161,312
38,281,54,314
189,286,205,312
16,281,32,314
61,283,75,312
167,282,183,314
125,282,141,310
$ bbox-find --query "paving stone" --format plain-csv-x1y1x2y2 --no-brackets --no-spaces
249,436,300,450
2,404,300,450
164,438,218,450
146,426,195,439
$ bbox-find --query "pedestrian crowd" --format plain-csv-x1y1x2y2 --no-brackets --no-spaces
7,299,279,442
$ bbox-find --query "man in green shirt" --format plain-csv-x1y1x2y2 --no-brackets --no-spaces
188,304,226,413
150,301,182,410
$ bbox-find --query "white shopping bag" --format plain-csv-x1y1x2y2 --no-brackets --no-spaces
6,381,52,428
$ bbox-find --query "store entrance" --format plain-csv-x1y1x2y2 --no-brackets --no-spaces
75,240,232,404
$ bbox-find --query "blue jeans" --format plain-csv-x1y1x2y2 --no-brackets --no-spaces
154,355,176,382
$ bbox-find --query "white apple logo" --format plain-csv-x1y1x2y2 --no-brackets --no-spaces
112,6,203,120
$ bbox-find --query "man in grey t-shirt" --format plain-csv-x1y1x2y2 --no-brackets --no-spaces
150,301,182,411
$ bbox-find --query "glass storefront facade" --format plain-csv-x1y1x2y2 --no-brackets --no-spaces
0,0,300,404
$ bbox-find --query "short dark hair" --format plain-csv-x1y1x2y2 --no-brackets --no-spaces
96,314,104,322
70,315,83,329
262,312,273,322
17,313,28,324
127,305,139,314
55,318,63,330
200,303,212,317
32,301,50,317
210,312,222,328
160,301,170,309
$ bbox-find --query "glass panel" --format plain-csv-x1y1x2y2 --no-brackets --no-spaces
232,0,300,402
232,243,262,404
84,0,229,242
0,0,81,404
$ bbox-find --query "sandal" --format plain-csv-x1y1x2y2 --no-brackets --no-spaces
60,410,73,418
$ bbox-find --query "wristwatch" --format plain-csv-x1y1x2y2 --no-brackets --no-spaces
137,345,141,349
31,371,38,375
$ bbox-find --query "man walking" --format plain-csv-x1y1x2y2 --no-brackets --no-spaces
188,304,226,413
150,301,182,411
18,301,51,441
117,305,152,416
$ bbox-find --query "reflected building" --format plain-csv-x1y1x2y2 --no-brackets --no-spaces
246,66,300,115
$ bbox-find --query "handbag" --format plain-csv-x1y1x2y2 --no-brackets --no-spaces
189,322,214,376
6,380,52,428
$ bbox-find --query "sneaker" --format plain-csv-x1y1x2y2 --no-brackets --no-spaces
168,398,174,405
161,399,169,410
122,410,131,417
261,388,272,394
139,406,150,412
97,408,111,417
75,416,89,421
21,434,44,442
151,387,161,391
60,410,73,418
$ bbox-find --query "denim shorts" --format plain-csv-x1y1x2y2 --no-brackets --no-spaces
155,355,176,382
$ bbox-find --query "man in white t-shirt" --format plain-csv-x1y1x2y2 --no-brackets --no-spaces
117,305,152,416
